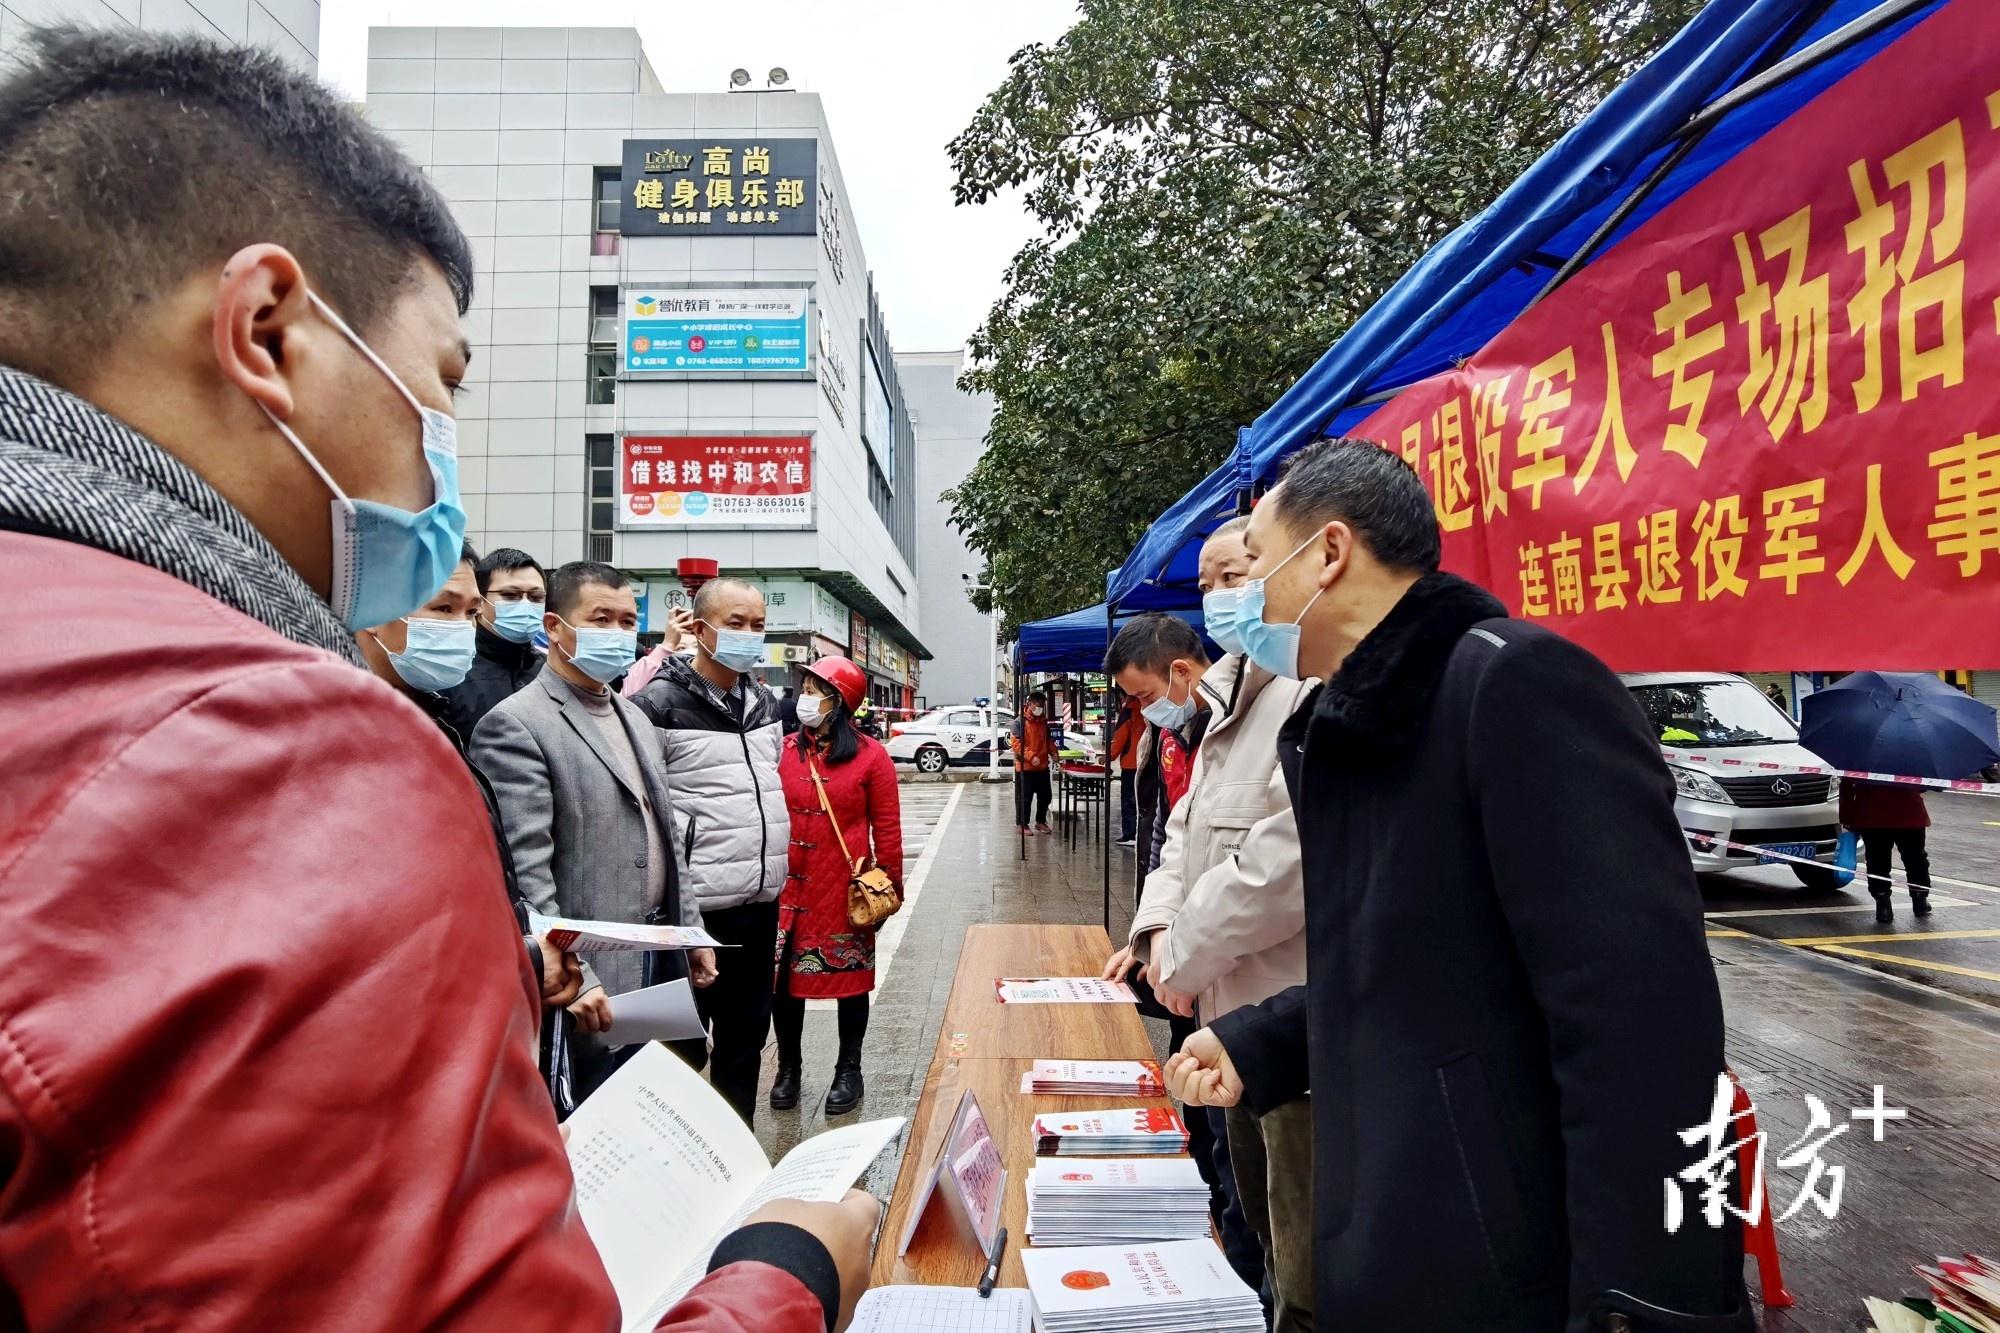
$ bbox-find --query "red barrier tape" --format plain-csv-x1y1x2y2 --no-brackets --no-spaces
1660,749,2000,797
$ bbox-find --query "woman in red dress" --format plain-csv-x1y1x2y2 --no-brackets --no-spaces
771,656,903,1116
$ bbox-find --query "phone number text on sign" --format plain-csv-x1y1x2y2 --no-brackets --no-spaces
618,435,813,528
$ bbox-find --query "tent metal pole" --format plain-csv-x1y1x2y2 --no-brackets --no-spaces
1102,598,1117,933
1534,0,1847,304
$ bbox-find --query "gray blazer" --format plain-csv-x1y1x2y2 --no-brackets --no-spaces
470,666,698,1001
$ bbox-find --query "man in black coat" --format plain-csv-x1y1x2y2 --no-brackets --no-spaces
1165,439,1752,1332
442,546,547,738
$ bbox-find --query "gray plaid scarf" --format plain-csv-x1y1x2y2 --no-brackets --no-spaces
0,366,363,665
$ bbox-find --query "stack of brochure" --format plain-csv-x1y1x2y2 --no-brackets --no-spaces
1025,1158,1213,1246
1022,1059,1165,1096
1022,1239,1264,1332
1032,1108,1189,1157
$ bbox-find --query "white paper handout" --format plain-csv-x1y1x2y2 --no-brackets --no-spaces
564,1043,903,1333
528,911,723,952
848,1285,1033,1333
604,978,707,1044
993,977,1138,1005
1022,1238,1265,1332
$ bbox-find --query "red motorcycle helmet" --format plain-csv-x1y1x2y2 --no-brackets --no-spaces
803,654,867,711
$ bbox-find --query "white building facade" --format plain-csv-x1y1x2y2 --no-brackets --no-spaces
902,350,997,708
0,0,316,70
365,26,926,704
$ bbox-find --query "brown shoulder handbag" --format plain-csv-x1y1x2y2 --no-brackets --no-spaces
809,755,901,929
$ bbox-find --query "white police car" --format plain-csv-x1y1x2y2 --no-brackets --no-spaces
886,705,1016,774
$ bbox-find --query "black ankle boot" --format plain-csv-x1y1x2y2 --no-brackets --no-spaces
770,1060,801,1110
1875,897,1894,924
1912,892,1933,918
824,1056,864,1117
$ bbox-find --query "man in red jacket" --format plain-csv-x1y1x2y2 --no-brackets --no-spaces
0,27,871,1333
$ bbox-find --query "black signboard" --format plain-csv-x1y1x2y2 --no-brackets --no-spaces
618,138,819,238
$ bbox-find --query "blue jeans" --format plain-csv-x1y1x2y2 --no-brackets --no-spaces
1118,771,1136,840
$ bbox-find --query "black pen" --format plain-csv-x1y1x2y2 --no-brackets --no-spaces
977,1227,1007,1297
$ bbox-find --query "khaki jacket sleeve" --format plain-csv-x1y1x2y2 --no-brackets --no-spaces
1157,760,1305,996
1127,756,1197,954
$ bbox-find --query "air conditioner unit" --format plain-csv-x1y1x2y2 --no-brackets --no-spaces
781,644,810,664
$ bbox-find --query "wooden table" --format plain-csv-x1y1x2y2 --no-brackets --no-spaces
874,923,1170,1289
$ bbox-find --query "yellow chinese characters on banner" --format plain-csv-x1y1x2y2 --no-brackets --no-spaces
1352,1,2000,670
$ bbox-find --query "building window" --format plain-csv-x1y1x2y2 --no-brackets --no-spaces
587,434,615,560
592,168,621,256
589,286,618,349
594,168,621,231
587,350,617,406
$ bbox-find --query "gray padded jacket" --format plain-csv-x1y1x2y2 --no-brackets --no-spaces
632,653,789,911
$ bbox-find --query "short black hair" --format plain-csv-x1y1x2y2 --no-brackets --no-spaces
0,26,473,379
548,561,627,618
693,575,762,621
1270,438,1441,573
1104,613,1209,677
459,539,479,567
476,546,546,595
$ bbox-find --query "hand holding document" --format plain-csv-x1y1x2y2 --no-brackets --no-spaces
527,912,723,952
564,1043,903,1333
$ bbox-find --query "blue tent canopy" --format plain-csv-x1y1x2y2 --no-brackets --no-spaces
1016,602,1212,674
1108,0,1945,610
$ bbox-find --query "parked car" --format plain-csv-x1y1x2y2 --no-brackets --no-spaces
1622,671,1846,890
887,705,1016,774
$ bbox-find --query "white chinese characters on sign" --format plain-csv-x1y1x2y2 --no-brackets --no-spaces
616,435,813,529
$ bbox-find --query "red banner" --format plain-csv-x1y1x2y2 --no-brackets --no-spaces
1352,0,2000,670
619,435,812,528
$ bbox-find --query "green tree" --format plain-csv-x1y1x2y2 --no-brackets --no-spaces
946,0,1703,626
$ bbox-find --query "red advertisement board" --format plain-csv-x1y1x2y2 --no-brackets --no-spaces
1349,0,2000,670
618,435,812,527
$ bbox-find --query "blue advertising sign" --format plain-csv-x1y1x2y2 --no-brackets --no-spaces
623,288,810,374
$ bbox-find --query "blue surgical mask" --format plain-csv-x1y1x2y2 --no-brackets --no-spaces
558,617,637,684
382,617,476,692
1202,585,1248,656
491,598,544,644
703,624,766,674
1142,670,1198,732
1237,531,1328,682
259,291,467,632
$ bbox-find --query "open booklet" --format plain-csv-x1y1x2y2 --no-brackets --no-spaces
565,1043,904,1333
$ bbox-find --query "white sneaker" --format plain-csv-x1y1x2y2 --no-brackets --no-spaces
1115,836,1137,848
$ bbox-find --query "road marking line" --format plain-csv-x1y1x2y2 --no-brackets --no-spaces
1810,944,2000,985
1703,896,1976,918
1782,929,2000,947
806,782,963,1012
1706,928,1754,938
1709,929,2000,1016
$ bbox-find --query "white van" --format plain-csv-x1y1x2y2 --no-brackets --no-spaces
1622,672,1844,890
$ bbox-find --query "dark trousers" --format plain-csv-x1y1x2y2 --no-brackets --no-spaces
772,989,870,1065
571,1036,646,1107
669,898,779,1126
1862,828,1930,899
1163,1013,1265,1295
1016,769,1052,826
1118,771,1136,840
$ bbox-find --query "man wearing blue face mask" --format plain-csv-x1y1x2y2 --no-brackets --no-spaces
0,27,879,1332
472,561,718,1100
1165,440,1748,1333
442,546,548,739
632,576,788,1126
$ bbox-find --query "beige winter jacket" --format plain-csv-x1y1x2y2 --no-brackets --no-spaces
1128,654,1315,1023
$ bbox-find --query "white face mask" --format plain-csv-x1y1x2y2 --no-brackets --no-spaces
796,693,829,728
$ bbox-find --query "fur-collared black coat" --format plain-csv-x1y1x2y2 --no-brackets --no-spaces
1211,572,1752,1332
